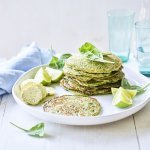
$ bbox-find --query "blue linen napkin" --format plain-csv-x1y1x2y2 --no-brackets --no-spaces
0,42,54,95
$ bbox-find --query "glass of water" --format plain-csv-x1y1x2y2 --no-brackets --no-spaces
107,10,135,62
135,20,150,77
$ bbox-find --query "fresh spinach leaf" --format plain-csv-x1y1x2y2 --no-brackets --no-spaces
79,42,114,63
121,77,131,89
57,53,72,69
10,122,45,137
27,123,44,137
79,42,103,58
49,53,72,69
49,56,59,69
121,78,150,95
59,53,72,60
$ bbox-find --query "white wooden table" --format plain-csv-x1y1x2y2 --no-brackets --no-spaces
0,58,149,150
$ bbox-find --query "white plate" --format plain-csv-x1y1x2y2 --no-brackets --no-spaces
12,65,150,125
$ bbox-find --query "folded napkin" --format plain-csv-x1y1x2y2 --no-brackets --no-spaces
0,42,54,95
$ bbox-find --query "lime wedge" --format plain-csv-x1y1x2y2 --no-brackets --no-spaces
45,67,63,82
34,68,51,86
112,87,135,108
111,88,118,96
126,89,137,98
111,88,137,98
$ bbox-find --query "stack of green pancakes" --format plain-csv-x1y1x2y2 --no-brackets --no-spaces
60,53,124,95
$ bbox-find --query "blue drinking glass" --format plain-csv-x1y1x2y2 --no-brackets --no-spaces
135,20,150,77
107,10,135,62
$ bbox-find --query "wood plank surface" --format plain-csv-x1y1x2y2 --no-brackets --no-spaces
134,101,150,150
0,94,140,150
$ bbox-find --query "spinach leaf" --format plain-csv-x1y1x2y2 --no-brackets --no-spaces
57,53,72,69
49,53,72,69
27,123,44,137
121,77,131,89
121,78,150,95
10,122,45,137
49,56,59,69
59,53,72,60
79,42,114,63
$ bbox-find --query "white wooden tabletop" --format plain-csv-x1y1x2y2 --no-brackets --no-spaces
0,59,149,150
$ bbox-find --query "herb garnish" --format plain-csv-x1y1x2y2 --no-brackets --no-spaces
49,53,72,69
10,122,45,137
79,42,114,63
121,78,150,95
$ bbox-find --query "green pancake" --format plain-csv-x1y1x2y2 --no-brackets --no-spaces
64,69,124,82
63,66,123,79
61,52,123,95
63,71,124,87
43,95,101,116
60,78,121,95
65,54,122,74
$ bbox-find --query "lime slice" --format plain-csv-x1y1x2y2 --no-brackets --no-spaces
34,68,51,86
45,87,55,96
40,85,47,98
20,79,37,90
21,85,43,105
45,67,63,82
112,87,133,108
20,79,46,105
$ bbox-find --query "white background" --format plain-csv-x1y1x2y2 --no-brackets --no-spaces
0,0,141,58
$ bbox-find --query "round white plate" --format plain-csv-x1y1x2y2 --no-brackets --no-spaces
12,65,150,125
